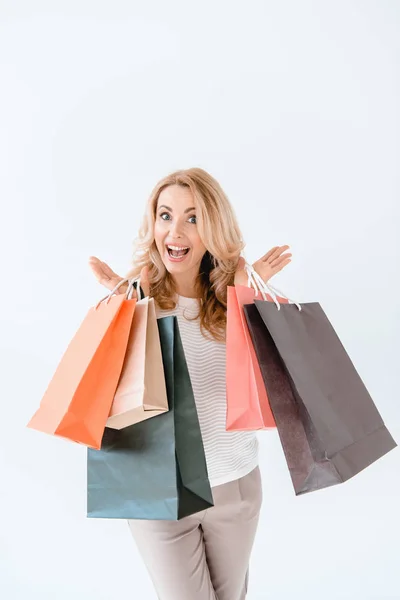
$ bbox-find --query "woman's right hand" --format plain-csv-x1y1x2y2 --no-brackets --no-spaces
88,256,126,292
88,256,150,297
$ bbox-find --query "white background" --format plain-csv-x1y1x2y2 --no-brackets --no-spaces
1,1,399,598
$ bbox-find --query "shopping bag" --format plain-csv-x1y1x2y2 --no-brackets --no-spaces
106,297,168,429
244,286,397,495
226,284,278,430
87,315,214,520
27,283,136,449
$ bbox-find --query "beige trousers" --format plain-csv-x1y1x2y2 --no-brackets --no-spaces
127,466,262,600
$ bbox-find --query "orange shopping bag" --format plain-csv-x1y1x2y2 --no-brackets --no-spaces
106,296,169,430
226,266,289,431
27,283,136,448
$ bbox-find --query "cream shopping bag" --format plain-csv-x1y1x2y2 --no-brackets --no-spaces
106,293,169,429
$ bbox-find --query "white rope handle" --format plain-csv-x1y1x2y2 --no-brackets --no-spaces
243,262,269,302
243,262,302,311
246,265,281,310
95,277,142,310
265,280,301,311
265,281,299,306
245,265,259,294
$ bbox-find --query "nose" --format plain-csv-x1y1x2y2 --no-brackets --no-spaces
169,219,183,238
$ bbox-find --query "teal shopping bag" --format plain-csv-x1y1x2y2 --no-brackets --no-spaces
87,316,214,520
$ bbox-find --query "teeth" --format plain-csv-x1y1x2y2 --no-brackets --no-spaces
167,245,189,251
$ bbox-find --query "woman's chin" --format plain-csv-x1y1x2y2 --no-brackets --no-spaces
164,261,188,274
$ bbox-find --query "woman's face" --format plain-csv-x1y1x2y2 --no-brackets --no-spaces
154,184,207,281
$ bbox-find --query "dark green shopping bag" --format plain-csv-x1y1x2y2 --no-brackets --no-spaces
87,316,214,520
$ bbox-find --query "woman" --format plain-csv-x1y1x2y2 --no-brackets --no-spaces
89,167,291,600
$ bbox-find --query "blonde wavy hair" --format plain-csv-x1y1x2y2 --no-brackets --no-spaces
124,167,245,342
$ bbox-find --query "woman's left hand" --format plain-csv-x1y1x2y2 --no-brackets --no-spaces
251,245,292,284
234,245,292,287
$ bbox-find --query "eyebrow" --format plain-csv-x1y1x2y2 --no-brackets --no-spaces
158,204,196,214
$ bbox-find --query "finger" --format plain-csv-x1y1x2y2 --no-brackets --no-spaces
271,258,292,273
88,256,101,271
88,257,115,281
100,260,120,279
260,246,279,262
88,257,107,282
270,252,292,267
272,245,290,259
89,258,125,293
261,245,290,263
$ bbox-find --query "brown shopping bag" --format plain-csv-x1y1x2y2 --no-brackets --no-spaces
106,295,169,429
243,273,397,496
27,279,137,449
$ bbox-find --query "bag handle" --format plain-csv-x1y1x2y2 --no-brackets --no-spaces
132,277,143,301
244,263,281,309
243,262,302,311
243,263,270,302
95,277,143,310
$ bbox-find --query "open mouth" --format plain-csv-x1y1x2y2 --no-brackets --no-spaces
166,245,190,260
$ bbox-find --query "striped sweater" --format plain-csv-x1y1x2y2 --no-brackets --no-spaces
156,294,259,488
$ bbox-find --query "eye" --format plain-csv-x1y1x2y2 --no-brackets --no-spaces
160,212,171,221
188,215,197,224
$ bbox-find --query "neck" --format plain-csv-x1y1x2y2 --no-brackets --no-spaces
172,272,200,298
